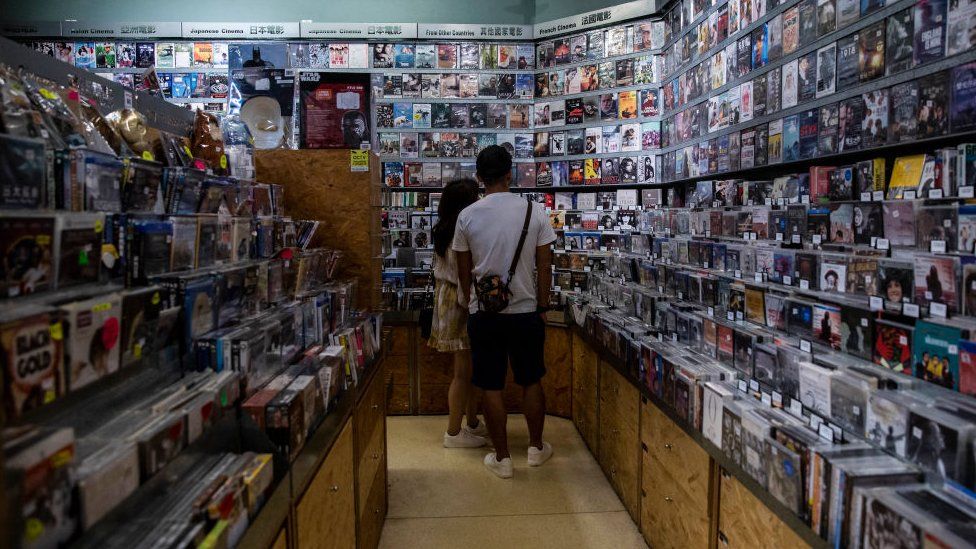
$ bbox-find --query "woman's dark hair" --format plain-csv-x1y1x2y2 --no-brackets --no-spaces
433,178,479,257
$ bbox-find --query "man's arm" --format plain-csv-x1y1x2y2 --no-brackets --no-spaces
457,250,473,308
535,244,552,310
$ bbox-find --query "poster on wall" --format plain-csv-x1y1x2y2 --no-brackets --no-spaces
299,72,371,149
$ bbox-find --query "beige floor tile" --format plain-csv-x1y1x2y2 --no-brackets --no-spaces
378,511,648,549
386,415,626,518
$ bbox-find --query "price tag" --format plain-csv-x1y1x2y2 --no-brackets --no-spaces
727,311,735,321
931,240,946,253
812,234,822,245
735,270,742,279
818,423,835,442
754,272,763,283
749,379,760,392
600,246,608,251
708,306,715,317
873,191,884,201
704,261,710,269
930,188,944,199
738,380,748,393
736,311,744,321
869,296,884,311
772,391,783,408
554,286,562,292
810,414,823,430
905,190,917,200
903,303,920,318
930,302,948,318
596,206,604,211
761,392,772,406
789,399,804,418
960,186,975,198
860,192,872,201
706,230,712,237
672,333,678,342
876,238,890,250
659,285,664,293
801,194,810,204
792,234,801,244
776,232,784,241
584,266,591,272
800,339,812,353
783,275,792,285
657,333,664,342
678,291,684,300
799,279,810,290
124,90,133,109
765,198,773,205
871,236,877,247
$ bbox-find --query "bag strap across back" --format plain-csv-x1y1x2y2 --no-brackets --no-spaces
507,198,533,283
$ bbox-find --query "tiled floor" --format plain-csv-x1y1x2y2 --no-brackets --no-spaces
379,414,648,548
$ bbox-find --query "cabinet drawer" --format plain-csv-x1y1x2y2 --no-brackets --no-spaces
358,460,388,549
297,422,356,549
641,458,710,549
357,416,386,518
641,401,710,500
718,471,811,549
573,392,598,452
355,376,386,460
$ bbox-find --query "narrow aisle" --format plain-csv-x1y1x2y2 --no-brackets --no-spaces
378,414,648,549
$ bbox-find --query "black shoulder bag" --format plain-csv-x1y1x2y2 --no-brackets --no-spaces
475,198,533,313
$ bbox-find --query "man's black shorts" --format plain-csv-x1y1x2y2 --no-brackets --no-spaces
468,311,547,391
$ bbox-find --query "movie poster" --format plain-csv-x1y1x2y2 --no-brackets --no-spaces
299,72,370,149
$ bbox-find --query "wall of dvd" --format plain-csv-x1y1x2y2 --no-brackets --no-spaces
0,37,382,548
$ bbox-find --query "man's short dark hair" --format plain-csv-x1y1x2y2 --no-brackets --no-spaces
477,145,512,185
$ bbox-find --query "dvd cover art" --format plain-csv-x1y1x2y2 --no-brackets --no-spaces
839,96,866,152
913,320,962,389
915,205,958,251
914,255,958,311
862,89,889,148
875,320,914,374
1,311,62,418
914,0,947,65
837,34,860,91
61,293,121,391
887,9,914,75
906,410,961,481
890,80,920,143
859,21,886,82
918,71,950,138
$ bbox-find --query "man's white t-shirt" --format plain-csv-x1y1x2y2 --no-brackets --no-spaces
452,192,557,314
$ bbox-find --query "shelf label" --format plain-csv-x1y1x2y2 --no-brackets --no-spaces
749,379,760,392
960,186,975,198
761,392,772,406
737,380,748,393
931,240,947,253
930,302,948,318
799,279,810,290
929,188,944,199
818,423,835,442
903,303,920,318
771,391,783,408
783,275,792,285
904,190,917,200
860,192,871,201
799,339,812,353
812,234,822,245
791,234,801,244
872,190,884,201
876,238,889,250
869,296,884,311
789,399,803,418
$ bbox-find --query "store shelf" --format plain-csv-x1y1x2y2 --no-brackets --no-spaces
573,328,830,549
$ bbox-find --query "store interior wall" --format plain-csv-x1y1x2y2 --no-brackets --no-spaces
0,0,629,25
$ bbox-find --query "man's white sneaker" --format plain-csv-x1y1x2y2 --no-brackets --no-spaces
484,453,513,478
527,441,553,467
464,420,489,438
443,429,487,448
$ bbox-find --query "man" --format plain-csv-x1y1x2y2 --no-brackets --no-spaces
454,145,556,479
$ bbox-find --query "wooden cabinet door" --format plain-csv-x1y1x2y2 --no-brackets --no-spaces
571,333,599,451
641,401,711,507
718,470,811,549
297,422,356,549
610,381,640,522
641,456,711,549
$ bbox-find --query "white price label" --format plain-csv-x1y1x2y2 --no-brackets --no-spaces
813,234,822,245
810,414,823,430
755,272,763,283
727,311,735,321
929,188,944,199
738,380,748,393
704,261,710,269
876,238,889,250
801,194,810,204
749,379,760,392
772,391,783,408
904,190,917,200
818,423,835,442
736,311,744,321
930,302,948,318
735,270,742,279
776,232,784,241
872,190,884,201
903,303,920,318
931,240,946,253
792,234,801,244
800,340,812,353
783,275,793,285
124,90,133,109
869,296,884,311
860,192,871,201
789,399,803,418
960,186,975,198
584,266,591,272
799,279,810,290
765,198,773,205
708,306,715,317
761,393,772,406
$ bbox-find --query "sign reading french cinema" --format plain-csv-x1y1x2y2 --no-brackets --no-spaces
533,0,655,38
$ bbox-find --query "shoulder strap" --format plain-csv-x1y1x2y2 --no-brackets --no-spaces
507,198,533,282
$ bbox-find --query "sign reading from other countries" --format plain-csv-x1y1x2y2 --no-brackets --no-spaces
417,24,533,40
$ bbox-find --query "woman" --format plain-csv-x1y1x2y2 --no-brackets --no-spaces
429,179,487,448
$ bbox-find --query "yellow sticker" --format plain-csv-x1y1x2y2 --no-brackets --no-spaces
39,88,57,100
49,322,63,341
142,150,154,161
151,292,161,305
36,234,51,245
94,219,104,234
92,302,112,313
44,390,56,404
51,448,72,468
184,145,193,158
102,243,119,258
133,343,142,359
24,519,43,541
220,154,228,169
